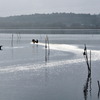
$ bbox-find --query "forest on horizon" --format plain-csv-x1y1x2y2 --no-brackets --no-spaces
0,13,100,29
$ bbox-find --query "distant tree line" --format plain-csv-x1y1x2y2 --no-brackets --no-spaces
0,13,100,29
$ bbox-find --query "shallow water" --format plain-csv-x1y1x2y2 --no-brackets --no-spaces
0,30,100,100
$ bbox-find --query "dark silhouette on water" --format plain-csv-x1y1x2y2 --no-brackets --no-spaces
32,39,38,43
97,80,100,99
83,44,91,74
0,45,2,50
83,44,92,100
83,73,92,100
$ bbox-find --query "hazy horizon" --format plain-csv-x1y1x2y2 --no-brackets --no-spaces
0,12,99,18
0,0,100,17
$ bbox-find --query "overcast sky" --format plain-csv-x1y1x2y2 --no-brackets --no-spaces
0,0,100,17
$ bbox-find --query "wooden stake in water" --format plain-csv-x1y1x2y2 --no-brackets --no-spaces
90,50,91,73
45,36,47,63
83,44,91,74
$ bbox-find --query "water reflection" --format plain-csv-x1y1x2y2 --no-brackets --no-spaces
44,36,50,87
45,36,50,64
44,68,49,87
45,47,50,64
11,48,14,60
83,73,92,100
16,33,21,44
32,44,38,53
98,89,100,99
97,81,100,99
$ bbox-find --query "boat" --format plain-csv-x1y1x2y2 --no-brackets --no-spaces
32,39,38,43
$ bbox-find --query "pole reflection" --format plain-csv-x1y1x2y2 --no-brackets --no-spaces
45,35,50,64
83,73,92,100
97,80,100,99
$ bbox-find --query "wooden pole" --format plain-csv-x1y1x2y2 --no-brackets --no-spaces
45,36,47,63
83,44,91,74
90,50,91,73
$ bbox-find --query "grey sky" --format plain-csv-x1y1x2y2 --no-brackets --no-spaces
0,0,99,17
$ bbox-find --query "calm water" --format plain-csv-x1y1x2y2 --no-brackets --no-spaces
0,29,100,100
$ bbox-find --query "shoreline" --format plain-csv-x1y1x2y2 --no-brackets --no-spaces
0,28,100,34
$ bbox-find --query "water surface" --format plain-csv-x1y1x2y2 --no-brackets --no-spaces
0,29,100,100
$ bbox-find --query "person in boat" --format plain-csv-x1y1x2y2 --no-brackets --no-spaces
35,39,38,43
32,39,36,43
0,45,2,50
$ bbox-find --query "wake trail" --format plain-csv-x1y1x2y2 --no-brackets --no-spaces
0,42,100,73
